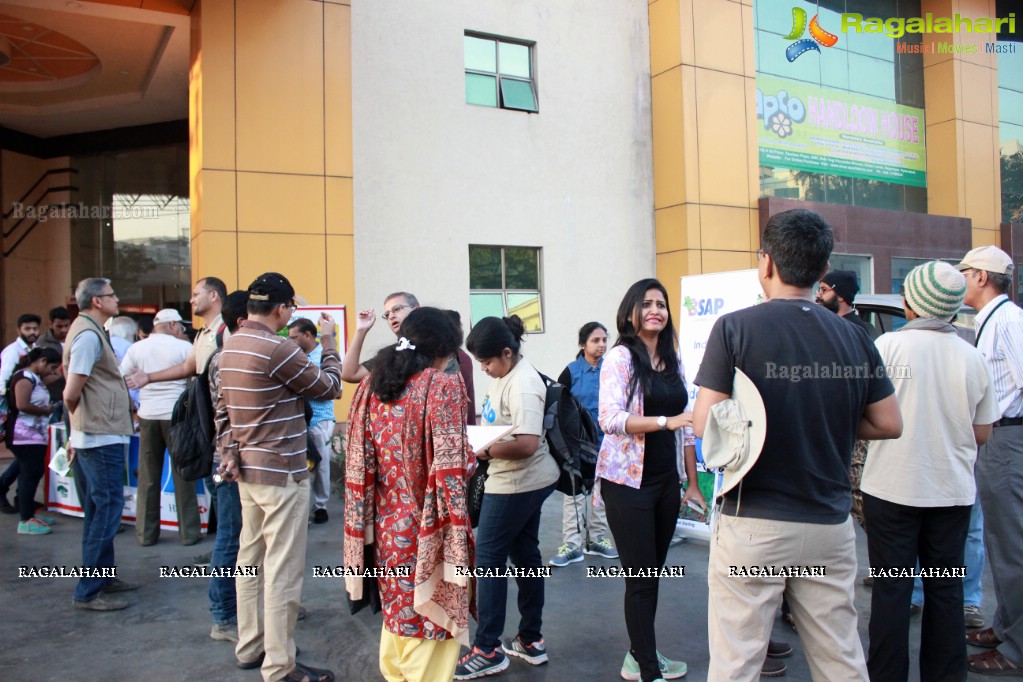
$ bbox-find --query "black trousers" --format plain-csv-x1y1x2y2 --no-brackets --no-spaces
863,493,970,682
602,471,680,682
11,443,46,521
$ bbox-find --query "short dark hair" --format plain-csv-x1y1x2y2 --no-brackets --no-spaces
761,209,833,288
466,316,526,359
988,272,1012,295
49,307,71,322
136,316,155,337
198,276,228,303
222,291,250,333
17,313,41,327
288,317,318,337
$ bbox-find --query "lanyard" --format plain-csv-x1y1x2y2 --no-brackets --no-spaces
974,298,1010,347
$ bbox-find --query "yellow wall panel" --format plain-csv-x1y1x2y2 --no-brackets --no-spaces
199,169,238,232
692,0,744,75
655,204,686,253
972,228,999,248
327,234,356,421
193,0,236,171
926,119,963,217
702,249,753,274
326,177,354,235
649,0,681,76
923,59,956,125
192,230,238,293
237,233,327,303
235,0,325,175
651,68,686,209
237,172,326,234
677,0,696,66
655,250,694,293
748,208,761,255
680,66,701,204
325,3,353,178
745,77,760,203
700,205,752,252
741,3,755,77
960,62,995,126
695,68,750,208
963,121,998,230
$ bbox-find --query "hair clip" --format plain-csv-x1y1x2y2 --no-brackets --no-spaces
396,337,417,351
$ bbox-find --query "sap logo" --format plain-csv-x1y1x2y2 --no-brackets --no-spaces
684,296,725,317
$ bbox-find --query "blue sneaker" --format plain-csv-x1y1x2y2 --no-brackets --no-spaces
548,544,583,567
454,646,509,679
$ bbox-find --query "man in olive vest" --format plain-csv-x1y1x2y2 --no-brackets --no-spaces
63,278,138,611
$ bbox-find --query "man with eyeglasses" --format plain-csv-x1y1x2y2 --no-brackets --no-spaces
957,246,1023,676
63,278,139,611
120,308,200,547
816,270,879,340
340,291,420,385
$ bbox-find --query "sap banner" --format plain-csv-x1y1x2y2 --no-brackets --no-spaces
676,269,762,541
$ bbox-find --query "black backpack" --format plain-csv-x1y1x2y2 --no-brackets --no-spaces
168,326,225,482
536,370,600,497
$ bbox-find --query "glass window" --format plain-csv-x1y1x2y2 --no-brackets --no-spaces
1000,49,1023,223
468,245,544,332
829,254,873,295
465,32,537,113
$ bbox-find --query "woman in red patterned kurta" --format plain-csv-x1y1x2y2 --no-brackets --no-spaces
345,307,474,682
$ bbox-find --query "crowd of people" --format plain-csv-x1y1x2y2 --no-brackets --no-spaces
1,207,1022,682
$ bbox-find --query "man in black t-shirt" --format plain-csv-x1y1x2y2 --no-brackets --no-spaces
693,209,902,682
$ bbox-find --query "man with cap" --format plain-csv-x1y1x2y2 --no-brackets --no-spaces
860,261,999,681
955,246,1023,676
693,208,902,682
120,308,201,546
216,273,341,682
817,270,879,339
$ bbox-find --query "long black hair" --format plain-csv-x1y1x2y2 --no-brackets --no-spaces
465,316,525,359
613,278,681,405
575,321,607,360
368,307,460,402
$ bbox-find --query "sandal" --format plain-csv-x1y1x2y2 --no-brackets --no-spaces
969,649,1022,676
967,628,1004,649
235,646,301,670
282,662,334,682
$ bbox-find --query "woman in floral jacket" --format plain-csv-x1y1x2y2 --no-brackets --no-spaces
596,278,704,682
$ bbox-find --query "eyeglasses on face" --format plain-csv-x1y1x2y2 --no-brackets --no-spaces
382,304,411,320
95,292,117,299
817,284,834,295
756,249,768,261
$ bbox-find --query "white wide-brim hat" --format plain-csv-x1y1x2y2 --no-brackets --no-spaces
702,368,767,497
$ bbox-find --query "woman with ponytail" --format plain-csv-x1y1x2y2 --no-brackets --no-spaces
596,278,704,682
343,307,474,682
455,315,559,680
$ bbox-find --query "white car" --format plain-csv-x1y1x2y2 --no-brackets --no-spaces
853,294,977,344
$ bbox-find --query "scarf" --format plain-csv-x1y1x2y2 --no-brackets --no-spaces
900,318,957,333
343,370,474,645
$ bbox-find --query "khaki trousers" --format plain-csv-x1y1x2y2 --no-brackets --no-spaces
379,625,460,682
707,514,867,682
235,476,310,682
136,417,201,545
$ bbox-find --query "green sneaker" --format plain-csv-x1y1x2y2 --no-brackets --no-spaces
621,650,687,680
34,515,56,525
548,543,583,567
17,518,52,535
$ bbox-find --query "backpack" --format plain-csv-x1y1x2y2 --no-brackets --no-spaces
168,325,226,482
2,370,32,450
536,370,600,497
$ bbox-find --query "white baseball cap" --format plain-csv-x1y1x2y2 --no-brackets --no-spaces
956,246,1014,275
154,308,184,324
701,368,767,497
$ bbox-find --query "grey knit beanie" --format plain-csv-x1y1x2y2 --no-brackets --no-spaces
903,261,966,320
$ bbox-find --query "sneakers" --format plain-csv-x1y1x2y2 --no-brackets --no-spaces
548,544,583,567
503,637,548,665
965,605,985,629
584,537,619,559
0,494,16,514
102,579,139,594
761,657,787,678
34,514,56,525
193,552,212,568
17,518,51,535
313,508,329,524
621,650,688,680
454,646,509,679
73,594,128,611
211,622,239,643
767,639,793,658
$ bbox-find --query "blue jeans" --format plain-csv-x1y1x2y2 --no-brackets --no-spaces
208,480,242,624
474,484,555,652
911,502,984,608
73,443,127,602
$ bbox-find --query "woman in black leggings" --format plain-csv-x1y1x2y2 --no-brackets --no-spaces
595,279,704,682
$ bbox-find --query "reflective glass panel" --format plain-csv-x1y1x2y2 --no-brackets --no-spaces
465,36,496,72
507,293,543,332
504,247,539,289
500,79,537,111
499,42,530,78
466,73,498,107
469,246,502,289
470,293,506,327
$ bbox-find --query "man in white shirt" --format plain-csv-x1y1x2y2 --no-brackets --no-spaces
121,308,200,546
860,261,999,681
957,246,1023,676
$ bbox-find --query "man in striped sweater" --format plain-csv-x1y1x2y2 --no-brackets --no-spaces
216,272,341,682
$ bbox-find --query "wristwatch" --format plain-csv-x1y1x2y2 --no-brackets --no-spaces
657,416,668,431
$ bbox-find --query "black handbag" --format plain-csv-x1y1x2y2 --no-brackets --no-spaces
467,460,489,528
